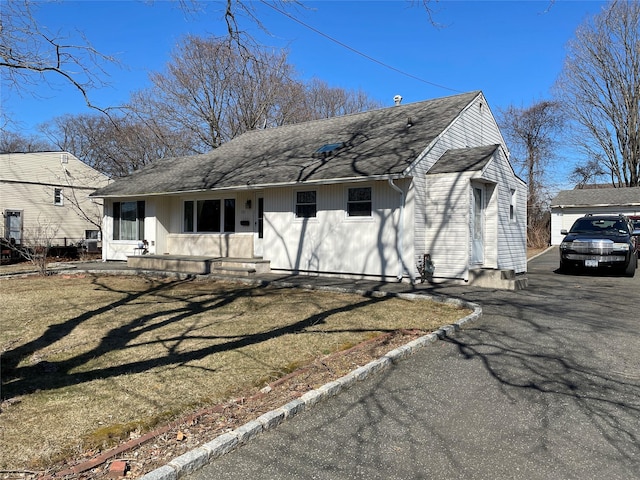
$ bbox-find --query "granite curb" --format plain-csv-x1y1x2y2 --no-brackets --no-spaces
134,288,481,480
7,264,482,478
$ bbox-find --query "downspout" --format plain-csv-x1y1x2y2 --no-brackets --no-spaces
388,178,405,281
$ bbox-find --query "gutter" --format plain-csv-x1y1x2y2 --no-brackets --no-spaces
90,174,410,199
388,177,406,281
552,203,640,209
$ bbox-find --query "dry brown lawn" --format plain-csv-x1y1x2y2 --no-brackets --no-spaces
0,273,470,473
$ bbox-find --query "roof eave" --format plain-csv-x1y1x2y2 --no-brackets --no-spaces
91,173,412,198
551,202,640,208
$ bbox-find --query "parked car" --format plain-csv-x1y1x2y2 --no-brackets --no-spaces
630,215,640,258
559,214,638,277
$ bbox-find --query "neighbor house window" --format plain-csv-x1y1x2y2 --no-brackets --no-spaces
510,189,516,222
54,188,63,206
183,199,235,233
347,187,372,217
113,201,145,240
295,191,317,218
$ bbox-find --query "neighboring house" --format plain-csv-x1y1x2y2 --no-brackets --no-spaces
0,151,110,248
91,91,527,284
550,187,640,245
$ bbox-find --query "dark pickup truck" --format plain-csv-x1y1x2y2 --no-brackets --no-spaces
559,214,639,277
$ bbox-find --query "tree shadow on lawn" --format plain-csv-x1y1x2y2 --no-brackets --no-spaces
442,281,640,465
1,275,392,400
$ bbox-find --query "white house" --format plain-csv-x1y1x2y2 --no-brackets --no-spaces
550,187,640,245
91,91,527,286
0,151,110,249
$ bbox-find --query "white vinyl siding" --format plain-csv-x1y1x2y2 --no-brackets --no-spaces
410,94,507,277
264,180,411,280
413,94,526,279
0,152,109,245
474,148,526,273
95,91,526,280
424,174,472,279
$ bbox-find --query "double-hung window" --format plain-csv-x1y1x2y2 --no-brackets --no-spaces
54,188,63,206
113,201,145,240
183,199,236,233
295,191,317,218
347,187,372,217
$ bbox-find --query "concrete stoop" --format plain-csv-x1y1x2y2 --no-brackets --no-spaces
127,255,270,277
467,268,528,290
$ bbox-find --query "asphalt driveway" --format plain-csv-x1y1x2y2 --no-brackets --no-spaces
186,248,640,480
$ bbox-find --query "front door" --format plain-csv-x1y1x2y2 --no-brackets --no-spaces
4,210,23,245
471,186,484,265
254,195,264,257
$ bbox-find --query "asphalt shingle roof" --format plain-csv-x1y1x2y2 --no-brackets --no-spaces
428,144,500,174
551,187,640,207
91,91,481,197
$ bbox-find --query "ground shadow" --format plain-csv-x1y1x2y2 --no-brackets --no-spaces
1,275,393,399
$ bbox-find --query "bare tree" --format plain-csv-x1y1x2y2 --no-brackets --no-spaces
128,36,301,152
128,36,382,154
298,79,383,121
0,130,53,153
40,38,381,176
555,0,640,187
0,0,118,115
9,218,61,275
569,157,608,188
42,113,194,177
498,100,564,247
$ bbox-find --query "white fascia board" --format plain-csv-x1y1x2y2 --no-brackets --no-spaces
92,174,411,199
551,202,640,209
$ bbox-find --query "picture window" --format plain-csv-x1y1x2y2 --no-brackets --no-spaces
183,199,236,233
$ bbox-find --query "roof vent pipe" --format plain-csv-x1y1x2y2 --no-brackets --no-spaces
393,95,402,106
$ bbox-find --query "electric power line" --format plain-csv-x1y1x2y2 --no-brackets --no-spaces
259,0,462,94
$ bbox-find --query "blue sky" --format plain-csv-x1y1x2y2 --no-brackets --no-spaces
3,0,608,187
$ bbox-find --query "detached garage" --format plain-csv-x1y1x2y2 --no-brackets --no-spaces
550,187,640,245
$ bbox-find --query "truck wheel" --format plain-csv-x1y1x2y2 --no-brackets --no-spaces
559,259,571,274
624,256,637,277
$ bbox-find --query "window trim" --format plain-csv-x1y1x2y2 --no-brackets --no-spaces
294,190,318,219
54,188,64,206
509,188,517,223
346,186,373,218
113,200,145,241
183,197,236,233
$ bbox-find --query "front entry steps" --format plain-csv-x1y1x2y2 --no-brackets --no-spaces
468,268,528,290
127,255,270,277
